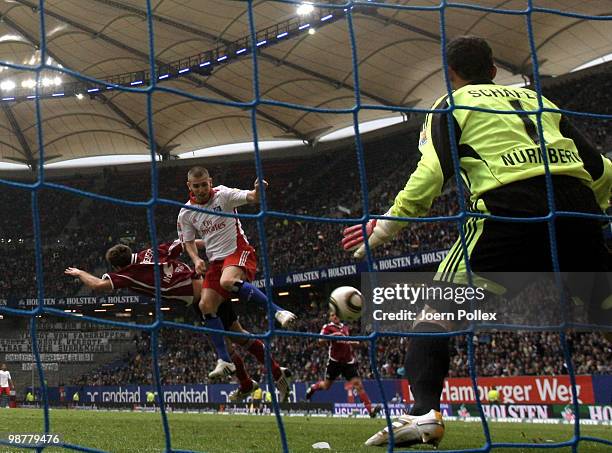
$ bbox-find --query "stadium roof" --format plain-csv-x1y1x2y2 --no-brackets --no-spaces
0,0,610,168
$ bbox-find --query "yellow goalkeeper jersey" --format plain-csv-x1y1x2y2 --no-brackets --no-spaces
389,82,612,218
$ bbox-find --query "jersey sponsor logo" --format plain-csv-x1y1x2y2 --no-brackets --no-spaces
200,221,227,235
162,263,174,282
501,147,581,167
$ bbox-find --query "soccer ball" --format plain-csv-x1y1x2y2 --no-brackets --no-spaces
329,286,363,321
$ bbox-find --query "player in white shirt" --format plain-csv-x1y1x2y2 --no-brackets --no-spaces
0,363,14,407
178,166,296,379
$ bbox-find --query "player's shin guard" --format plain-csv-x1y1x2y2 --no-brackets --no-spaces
233,280,284,313
246,339,282,380
404,322,450,416
203,314,231,362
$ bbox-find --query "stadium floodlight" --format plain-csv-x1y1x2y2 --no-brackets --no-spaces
297,2,314,16
277,32,288,39
299,23,310,30
21,79,36,88
76,93,84,100
42,77,52,87
53,76,62,85
0,80,15,91
321,14,333,21
308,28,316,35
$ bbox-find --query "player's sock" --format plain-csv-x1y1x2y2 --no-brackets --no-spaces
202,314,231,362
230,351,252,391
358,390,373,413
246,339,282,380
233,280,284,314
404,322,449,416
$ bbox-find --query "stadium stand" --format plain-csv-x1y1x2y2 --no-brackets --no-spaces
0,66,610,390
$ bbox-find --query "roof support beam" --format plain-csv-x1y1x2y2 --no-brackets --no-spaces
361,10,523,75
1,14,164,155
14,0,304,139
89,0,397,106
1,103,36,167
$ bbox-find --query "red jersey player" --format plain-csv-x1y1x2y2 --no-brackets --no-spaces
305,312,381,418
64,240,292,402
177,166,296,379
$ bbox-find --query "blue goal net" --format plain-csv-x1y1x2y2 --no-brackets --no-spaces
0,1,611,452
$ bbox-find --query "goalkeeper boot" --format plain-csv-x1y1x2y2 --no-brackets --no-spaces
275,310,297,328
275,367,292,402
364,409,445,447
229,380,259,402
208,358,236,380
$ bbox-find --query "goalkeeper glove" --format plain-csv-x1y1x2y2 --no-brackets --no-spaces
342,212,404,259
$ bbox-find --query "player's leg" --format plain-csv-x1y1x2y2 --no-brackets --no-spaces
215,301,257,401
199,277,235,378
228,318,283,380
219,247,297,327
306,361,337,400
226,313,292,402
349,375,381,418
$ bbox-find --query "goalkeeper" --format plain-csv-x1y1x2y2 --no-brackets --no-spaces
343,35,612,448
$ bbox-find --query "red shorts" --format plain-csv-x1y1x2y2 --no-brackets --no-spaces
0,387,10,395
203,246,257,298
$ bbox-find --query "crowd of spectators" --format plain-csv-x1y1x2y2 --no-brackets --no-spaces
73,297,611,387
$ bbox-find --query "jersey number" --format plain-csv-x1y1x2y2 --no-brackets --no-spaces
509,99,540,145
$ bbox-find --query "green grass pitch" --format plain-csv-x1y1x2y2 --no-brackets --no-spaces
0,408,609,452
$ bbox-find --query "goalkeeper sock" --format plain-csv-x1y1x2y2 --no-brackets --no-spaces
246,339,282,380
233,281,284,314
404,322,450,416
231,352,252,391
203,314,231,363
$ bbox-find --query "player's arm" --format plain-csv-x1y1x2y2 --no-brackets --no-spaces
344,98,452,259
246,178,269,203
183,240,206,275
177,211,206,275
560,116,612,211
64,267,113,292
